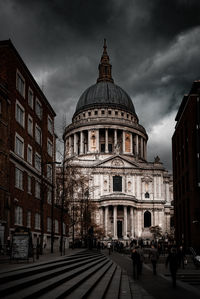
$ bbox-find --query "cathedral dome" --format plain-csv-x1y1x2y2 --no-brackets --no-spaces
74,39,136,117
75,81,136,114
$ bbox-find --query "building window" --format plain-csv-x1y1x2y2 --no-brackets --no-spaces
47,217,52,232
88,111,91,116
95,110,98,115
47,139,53,157
28,88,34,108
27,145,33,164
15,133,24,158
127,114,129,118
144,211,151,228
15,206,23,225
47,164,52,181
115,111,118,116
55,219,59,233
35,181,41,199
35,152,41,172
113,176,122,192
35,213,41,229
121,112,124,116
48,116,53,134
145,192,150,198
15,167,23,190
35,124,42,145
35,98,42,119
27,175,32,194
15,100,25,127
16,70,25,97
108,110,111,115
28,115,33,136
47,189,52,204
101,110,105,115
27,211,31,228
63,223,66,235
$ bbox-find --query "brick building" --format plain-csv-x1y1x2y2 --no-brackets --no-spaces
0,40,66,251
172,80,200,249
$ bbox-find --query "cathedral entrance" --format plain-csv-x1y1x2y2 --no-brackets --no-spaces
117,220,122,238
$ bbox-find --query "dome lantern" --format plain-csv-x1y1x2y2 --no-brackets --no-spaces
97,39,114,84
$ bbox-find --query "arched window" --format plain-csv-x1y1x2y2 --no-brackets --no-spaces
144,211,151,227
145,192,150,198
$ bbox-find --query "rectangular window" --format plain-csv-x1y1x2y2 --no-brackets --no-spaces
47,164,52,181
28,88,34,108
27,145,33,164
35,98,42,119
35,213,41,229
16,70,25,97
47,189,52,204
35,181,41,199
15,100,25,127
15,167,23,190
101,144,105,152
15,206,23,225
47,139,53,157
35,152,41,172
55,219,59,233
27,175,32,194
35,124,42,145
15,133,24,158
27,211,31,228
48,116,53,134
28,115,33,136
47,217,52,232
113,176,122,192
108,144,112,153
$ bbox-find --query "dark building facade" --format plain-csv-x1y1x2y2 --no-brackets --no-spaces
0,40,66,251
172,80,200,249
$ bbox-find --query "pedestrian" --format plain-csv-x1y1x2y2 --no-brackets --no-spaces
131,246,141,280
149,244,159,275
107,242,111,255
137,246,144,275
177,245,186,269
166,247,179,288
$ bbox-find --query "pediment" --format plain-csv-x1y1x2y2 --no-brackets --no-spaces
93,155,139,169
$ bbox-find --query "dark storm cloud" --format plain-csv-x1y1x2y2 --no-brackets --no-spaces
1,0,200,170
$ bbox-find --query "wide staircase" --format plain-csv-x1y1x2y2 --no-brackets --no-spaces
0,250,132,298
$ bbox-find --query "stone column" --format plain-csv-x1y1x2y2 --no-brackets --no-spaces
123,206,128,239
99,207,103,227
122,131,125,153
113,206,117,239
74,133,78,155
80,131,84,154
105,128,108,153
105,206,108,237
114,129,117,148
135,135,138,156
166,181,170,204
130,133,133,154
69,136,72,156
130,207,134,238
96,129,100,153
141,138,143,158
87,130,90,153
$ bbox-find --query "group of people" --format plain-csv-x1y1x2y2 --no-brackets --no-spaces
131,244,186,287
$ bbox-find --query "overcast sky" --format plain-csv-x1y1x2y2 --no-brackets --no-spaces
1,0,200,171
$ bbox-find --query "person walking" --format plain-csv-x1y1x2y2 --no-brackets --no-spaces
149,244,159,275
166,247,179,288
138,246,144,275
107,242,111,255
131,246,141,280
177,245,186,269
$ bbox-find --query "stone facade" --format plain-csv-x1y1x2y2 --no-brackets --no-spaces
63,41,173,241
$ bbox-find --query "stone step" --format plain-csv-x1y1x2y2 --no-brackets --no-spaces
119,271,132,299
104,266,122,299
42,260,113,299
0,253,102,284
0,255,106,297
